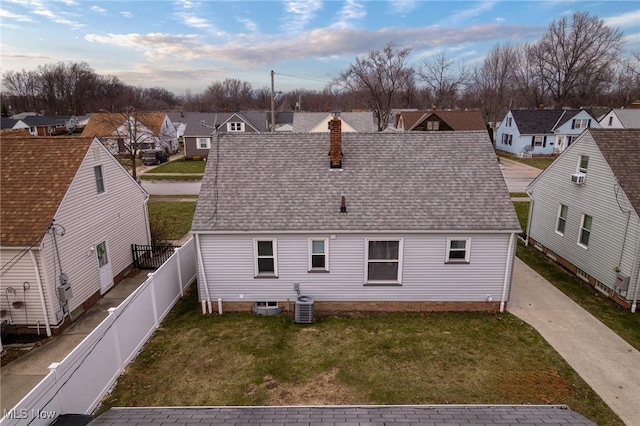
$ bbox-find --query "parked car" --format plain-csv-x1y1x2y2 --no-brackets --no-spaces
142,149,169,165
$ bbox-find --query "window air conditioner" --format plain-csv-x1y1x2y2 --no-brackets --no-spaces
571,173,586,184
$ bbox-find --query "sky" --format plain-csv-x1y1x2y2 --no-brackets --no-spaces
1,0,639,95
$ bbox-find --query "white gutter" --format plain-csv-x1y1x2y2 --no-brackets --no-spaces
630,223,640,313
29,250,52,336
500,233,516,312
524,191,534,245
195,233,212,314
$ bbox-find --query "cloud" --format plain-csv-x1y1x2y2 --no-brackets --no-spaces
281,0,323,34
121,11,132,18
604,10,640,29
91,5,106,14
332,0,366,29
0,9,35,22
31,3,84,29
85,33,202,61
388,0,418,14
237,18,259,33
175,0,199,9
438,1,497,26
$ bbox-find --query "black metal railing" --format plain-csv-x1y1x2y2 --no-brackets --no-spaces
131,243,180,270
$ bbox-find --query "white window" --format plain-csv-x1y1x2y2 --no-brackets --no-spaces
446,238,471,263
94,165,105,194
546,249,557,260
197,137,211,149
576,268,590,282
308,238,329,272
255,301,278,307
595,281,609,294
426,120,439,131
254,239,278,277
501,134,512,145
572,119,589,129
577,155,589,174
608,116,613,127
365,239,403,284
534,136,544,147
506,117,512,127
578,214,592,248
227,122,245,132
556,204,568,235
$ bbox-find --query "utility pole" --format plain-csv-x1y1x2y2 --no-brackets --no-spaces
270,70,275,132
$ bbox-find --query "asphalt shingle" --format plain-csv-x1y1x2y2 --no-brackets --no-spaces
292,112,377,132
192,131,520,233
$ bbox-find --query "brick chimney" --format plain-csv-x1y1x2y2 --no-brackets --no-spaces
631,101,640,109
328,115,342,169
537,104,545,111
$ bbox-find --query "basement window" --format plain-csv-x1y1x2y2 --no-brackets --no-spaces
595,281,609,294
576,268,590,282
546,249,557,260
255,301,278,307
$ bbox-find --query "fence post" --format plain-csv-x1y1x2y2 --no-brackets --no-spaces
48,362,64,415
108,307,123,374
148,272,159,328
174,247,183,297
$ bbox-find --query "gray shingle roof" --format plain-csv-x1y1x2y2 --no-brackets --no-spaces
91,405,595,425
511,110,565,134
192,131,520,233
613,109,640,128
293,112,377,132
589,129,640,216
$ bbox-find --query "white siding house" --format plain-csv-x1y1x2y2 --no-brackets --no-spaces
0,137,151,336
526,129,640,311
192,120,520,314
598,108,640,129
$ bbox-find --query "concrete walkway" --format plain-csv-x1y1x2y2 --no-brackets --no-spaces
509,258,640,426
0,273,147,412
499,157,542,193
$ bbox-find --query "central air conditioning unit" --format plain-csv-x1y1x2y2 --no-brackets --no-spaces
294,295,315,324
571,173,586,184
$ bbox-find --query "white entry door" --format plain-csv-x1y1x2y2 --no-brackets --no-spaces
96,240,114,294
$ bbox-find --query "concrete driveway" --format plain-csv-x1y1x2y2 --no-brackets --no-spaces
509,258,640,426
500,157,542,193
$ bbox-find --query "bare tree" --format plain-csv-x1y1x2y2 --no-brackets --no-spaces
607,52,640,106
471,42,518,135
417,52,469,109
527,12,624,107
511,44,549,108
335,42,413,130
204,78,254,111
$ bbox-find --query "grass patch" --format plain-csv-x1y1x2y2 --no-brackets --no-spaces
513,201,530,231
498,152,555,170
148,201,196,241
96,287,621,425
510,192,529,198
147,159,206,174
139,174,203,181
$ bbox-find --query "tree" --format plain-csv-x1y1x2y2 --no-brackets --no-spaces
417,52,469,109
335,42,414,130
471,42,518,136
527,12,624,107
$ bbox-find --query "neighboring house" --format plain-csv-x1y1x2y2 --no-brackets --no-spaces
0,136,151,335
598,108,640,129
526,129,640,311
292,111,377,132
20,115,71,136
218,111,269,133
66,113,92,133
81,112,178,155
495,109,600,155
0,117,20,130
173,112,218,159
191,119,520,314
394,110,487,132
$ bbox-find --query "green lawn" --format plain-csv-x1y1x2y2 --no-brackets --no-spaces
510,192,529,198
139,174,203,181
146,158,206,174
96,287,621,425
512,201,640,351
148,201,196,241
498,152,555,170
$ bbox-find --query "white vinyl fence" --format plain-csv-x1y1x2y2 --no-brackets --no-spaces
1,238,196,426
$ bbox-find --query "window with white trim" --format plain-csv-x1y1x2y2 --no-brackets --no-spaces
308,238,329,272
576,268,590,282
556,204,568,235
365,239,402,284
534,136,544,147
426,120,439,130
94,165,105,194
572,119,589,129
577,155,589,174
506,117,512,127
227,122,245,132
501,134,512,145
256,301,278,307
197,137,211,149
446,238,471,263
578,214,592,248
546,249,557,260
254,239,278,277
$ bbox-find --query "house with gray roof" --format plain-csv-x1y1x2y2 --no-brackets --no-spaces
191,118,520,314
496,109,600,156
292,111,376,132
598,108,640,129
526,129,640,311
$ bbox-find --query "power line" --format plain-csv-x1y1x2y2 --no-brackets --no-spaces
273,72,347,89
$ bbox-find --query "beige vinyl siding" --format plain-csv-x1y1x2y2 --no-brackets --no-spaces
197,233,513,303
528,133,640,300
0,249,58,327
51,139,150,312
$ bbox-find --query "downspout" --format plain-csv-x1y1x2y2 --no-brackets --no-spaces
630,223,640,313
29,250,52,336
143,194,152,245
500,233,516,312
194,233,212,314
525,191,534,245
